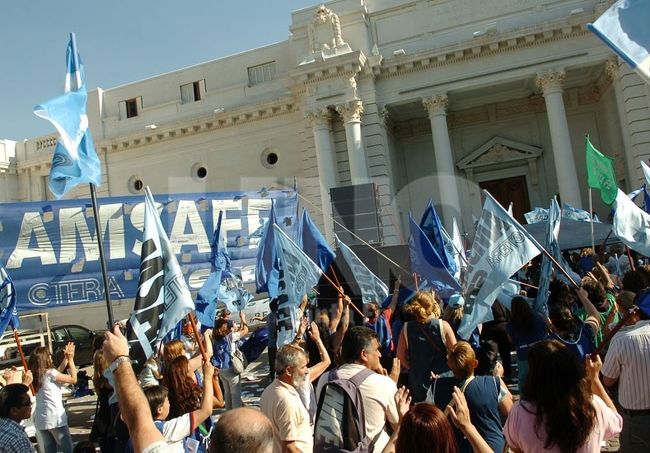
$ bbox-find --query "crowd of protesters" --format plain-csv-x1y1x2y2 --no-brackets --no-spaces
1,246,650,452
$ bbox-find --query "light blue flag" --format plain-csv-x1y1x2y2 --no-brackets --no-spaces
613,188,650,257
588,0,650,85
126,187,195,370
562,203,593,222
195,211,225,327
33,33,101,198
255,202,280,296
299,209,336,272
274,224,323,347
420,201,457,275
0,266,20,336
408,215,461,298
459,191,542,339
335,235,389,305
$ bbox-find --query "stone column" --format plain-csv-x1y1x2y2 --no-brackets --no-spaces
422,93,461,229
536,69,583,208
306,108,336,241
336,99,370,185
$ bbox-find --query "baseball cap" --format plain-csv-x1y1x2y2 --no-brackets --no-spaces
448,294,464,308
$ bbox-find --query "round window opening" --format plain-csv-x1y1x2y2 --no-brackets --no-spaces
128,176,144,194
134,180,144,191
197,167,208,179
266,153,278,166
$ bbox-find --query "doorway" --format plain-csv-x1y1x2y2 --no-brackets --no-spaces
479,175,531,223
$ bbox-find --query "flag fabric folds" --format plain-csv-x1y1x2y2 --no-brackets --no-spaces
33,34,101,198
274,224,323,347
458,191,542,339
336,235,389,305
126,188,195,370
585,136,618,205
642,161,650,187
408,215,461,298
298,208,336,272
255,202,280,296
195,211,226,327
0,266,19,336
588,0,650,85
613,188,650,257
420,201,457,275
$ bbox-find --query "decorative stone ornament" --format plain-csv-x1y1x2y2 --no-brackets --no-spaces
307,5,352,62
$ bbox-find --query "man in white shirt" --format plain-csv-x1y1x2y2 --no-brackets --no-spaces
315,326,399,452
260,344,312,453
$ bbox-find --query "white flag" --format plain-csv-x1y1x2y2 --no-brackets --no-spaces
613,188,650,256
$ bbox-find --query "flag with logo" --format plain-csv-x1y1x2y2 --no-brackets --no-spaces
420,201,457,275
613,188,650,256
0,266,19,336
586,136,617,205
126,188,195,371
299,208,336,272
588,0,650,85
33,33,101,198
336,235,388,305
408,215,461,298
458,191,542,339
274,224,323,346
255,201,280,296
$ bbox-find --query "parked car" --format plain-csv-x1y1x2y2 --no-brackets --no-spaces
51,325,101,366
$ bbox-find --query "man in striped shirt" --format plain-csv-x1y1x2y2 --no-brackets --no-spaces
601,292,650,452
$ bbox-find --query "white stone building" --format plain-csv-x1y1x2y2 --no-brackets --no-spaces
2,0,649,245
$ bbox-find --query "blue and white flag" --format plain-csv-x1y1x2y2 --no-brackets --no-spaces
408,215,461,298
627,184,650,214
255,202,280,296
420,201,457,275
0,266,19,336
33,34,101,199
535,198,580,313
562,203,593,222
588,0,650,85
613,188,650,257
195,211,226,327
126,188,195,371
459,191,542,339
642,161,650,187
299,209,336,272
336,235,388,305
450,217,467,280
274,224,323,347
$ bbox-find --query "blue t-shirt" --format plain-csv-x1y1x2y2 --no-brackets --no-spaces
506,312,547,361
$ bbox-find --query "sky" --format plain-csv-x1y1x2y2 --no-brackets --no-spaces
0,0,317,141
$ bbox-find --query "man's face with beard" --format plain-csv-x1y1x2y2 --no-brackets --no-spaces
290,353,310,388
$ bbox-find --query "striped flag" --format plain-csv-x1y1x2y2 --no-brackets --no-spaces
126,188,195,370
33,33,101,198
336,235,388,305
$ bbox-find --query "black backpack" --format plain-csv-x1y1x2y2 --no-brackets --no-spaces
314,367,379,453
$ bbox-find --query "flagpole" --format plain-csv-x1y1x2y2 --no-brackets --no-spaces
296,192,410,274
413,272,419,291
89,182,115,327
589,189,595,254
625,246,636,271
186,312,224,406
320,272,364,318
13,329,35,394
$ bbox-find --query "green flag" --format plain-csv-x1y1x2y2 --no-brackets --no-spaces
585,135,617,205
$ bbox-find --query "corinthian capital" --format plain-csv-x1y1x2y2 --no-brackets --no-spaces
422,94,448,116
536,69,566,93
605,58,620,81
305,108,332,128
336,99,364,123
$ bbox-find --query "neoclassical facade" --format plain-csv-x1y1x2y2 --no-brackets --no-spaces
2,0,649,244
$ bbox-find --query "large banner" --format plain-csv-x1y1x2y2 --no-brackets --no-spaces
0,189,297,312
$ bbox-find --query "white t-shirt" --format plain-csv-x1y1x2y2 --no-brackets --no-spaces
315,363,399,452
160,413,193,453
34,369,67,430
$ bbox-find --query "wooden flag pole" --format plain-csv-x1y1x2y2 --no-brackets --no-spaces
413,273,419,291
625,246,636,271
320,272,364,318
13,329,35,394
186,312,224,406
89,183,114,327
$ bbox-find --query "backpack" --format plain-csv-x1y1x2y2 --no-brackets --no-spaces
314,367,379,453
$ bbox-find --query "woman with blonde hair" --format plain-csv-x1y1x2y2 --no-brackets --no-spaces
397,290,456,402
28,343,77,453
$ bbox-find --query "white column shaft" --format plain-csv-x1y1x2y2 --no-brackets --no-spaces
344,120,369,185
312,123,336,241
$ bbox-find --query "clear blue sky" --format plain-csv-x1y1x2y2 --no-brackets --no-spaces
0,0,316,140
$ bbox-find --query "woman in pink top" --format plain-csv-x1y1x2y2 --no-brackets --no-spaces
504,339,622,452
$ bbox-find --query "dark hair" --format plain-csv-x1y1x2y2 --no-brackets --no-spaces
581,280,607,310
73,441,97,453
163,355,202,418
548,304,579,334
144,385,169,418
340,326,379,364
510,296,535,332
210,408,274,453
622,269,649,294
522,339,596,452
0,383,30,418
395,403,459,453
214,318,231,340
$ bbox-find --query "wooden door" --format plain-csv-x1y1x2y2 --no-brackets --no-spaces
479,175,531,223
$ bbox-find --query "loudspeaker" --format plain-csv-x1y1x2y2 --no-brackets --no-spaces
330,183,382,246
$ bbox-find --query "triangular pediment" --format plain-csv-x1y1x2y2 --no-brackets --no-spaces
457,137,542,170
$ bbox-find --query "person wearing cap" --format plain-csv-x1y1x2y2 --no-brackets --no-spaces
601,289,650,452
